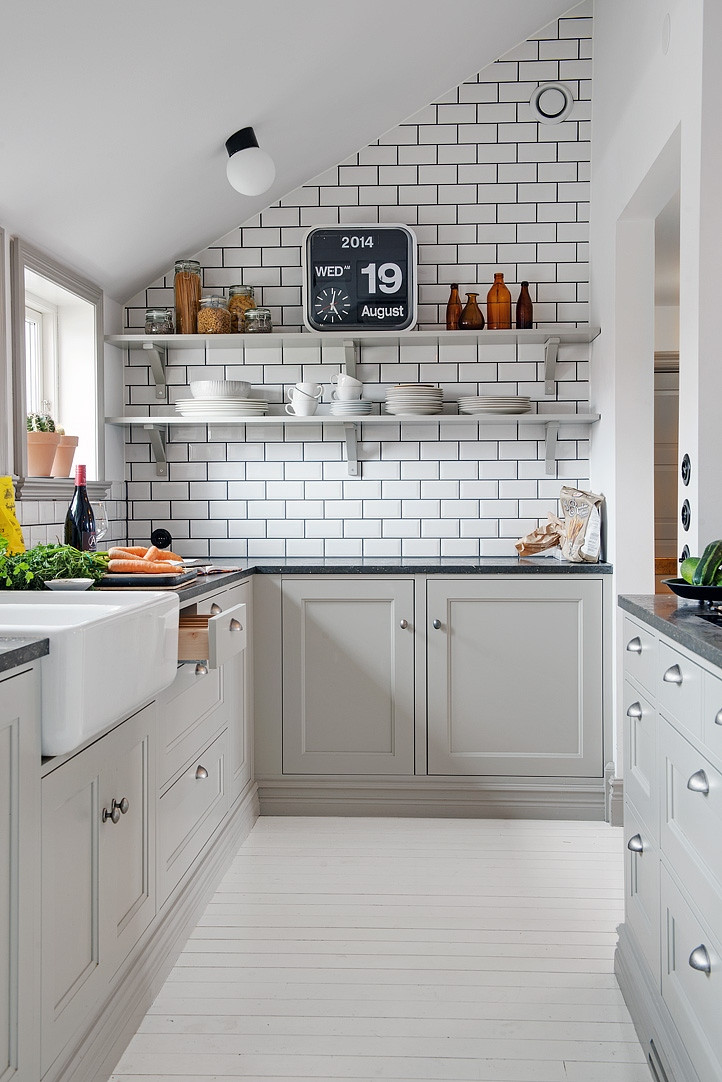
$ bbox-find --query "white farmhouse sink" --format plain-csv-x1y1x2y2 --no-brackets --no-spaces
0,591,180,755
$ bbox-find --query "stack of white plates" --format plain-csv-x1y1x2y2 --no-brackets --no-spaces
176,397,268,418
330,400,373,417
385,384,443,416
458,395,531,415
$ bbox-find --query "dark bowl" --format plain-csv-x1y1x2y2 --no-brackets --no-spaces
663,578,722,602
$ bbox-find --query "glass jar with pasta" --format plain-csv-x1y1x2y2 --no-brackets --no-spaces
197,295,231,334
174,259,201,334
228,285,256,332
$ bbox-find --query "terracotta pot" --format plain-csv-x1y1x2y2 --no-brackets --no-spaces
26,431,62,477
51,435,79,478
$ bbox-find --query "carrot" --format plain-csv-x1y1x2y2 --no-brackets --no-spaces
109,547,144,560
111,546,148,556
143,545,182,562
108,559,184,575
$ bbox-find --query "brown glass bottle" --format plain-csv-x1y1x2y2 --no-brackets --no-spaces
486,272,512,329
459,292,485,330
445,284,463,330
516,280,533,329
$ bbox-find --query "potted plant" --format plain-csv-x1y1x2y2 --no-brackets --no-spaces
51,427,80,478
26,413,62,477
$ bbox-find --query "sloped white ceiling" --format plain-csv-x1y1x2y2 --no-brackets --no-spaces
1,0,573,301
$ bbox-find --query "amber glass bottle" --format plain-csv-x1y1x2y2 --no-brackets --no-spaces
445,284,463,330
487,272,512,329
459,293,485,330
516,281,533,329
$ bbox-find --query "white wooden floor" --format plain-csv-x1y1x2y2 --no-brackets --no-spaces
111,816,649,1082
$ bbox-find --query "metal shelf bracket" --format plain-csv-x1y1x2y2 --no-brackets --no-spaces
544,336,560,396
143,424,167,476
544,422,559,475
343,340,358,379
142,341,168,400
343,422,359,477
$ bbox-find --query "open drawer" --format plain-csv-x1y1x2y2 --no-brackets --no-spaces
178,602,246,668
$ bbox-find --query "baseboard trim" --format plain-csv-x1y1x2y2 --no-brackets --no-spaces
44,782,260,1082
258,775,606,820
615,922,700,1082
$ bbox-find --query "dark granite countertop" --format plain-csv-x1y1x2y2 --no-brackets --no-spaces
619,594,722,669
0,634,49,674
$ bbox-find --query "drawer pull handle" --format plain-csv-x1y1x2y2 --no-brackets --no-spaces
102,804,120,825
195,765,209,780
626,702,643,719
687,769,710,795
195,662,208,676
715,709,722,726
627,834,644,853
432,619,442,630
626,637,642,654
663,664,683,685
688,945,712,974
399,619,408,630
210,603,222,615
229,618,243,632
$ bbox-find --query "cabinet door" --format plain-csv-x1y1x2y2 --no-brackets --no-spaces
0,668,40,1082
427,577,603,776
282,578,415,774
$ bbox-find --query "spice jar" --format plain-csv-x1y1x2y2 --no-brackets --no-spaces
228,285,256,332
144,307,174,335
197,295,231,334
244,307,272,333
174,259,201,334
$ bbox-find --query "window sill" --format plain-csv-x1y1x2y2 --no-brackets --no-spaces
14,477,113,501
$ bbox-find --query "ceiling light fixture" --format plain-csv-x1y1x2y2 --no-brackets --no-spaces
225,126,275,197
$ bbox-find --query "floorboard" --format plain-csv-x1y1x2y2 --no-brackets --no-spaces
110,816,646,1082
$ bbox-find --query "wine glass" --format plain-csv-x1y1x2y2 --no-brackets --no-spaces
92,501,109,544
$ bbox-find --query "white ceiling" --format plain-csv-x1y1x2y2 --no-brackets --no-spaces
1,0,574,302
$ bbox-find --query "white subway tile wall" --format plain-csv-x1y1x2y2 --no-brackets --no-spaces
118,5,592,559
15,487,127,550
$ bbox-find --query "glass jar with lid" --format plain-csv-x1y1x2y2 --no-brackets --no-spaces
144,307,174,335
197,295,231,334
228,285,256,332
174,259,201,334
244,307,272,333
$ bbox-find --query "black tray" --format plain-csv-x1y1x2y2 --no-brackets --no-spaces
97,568,197,588
664,578,722,602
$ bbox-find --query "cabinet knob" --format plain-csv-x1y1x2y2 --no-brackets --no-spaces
195,765,209,780
626,702,643,719
715,709,722,727
626,637,642,654
688,945,712,974
113,796,130,816
102,805,121,825
663,664,683,685
627,833,644,853
229,618,243,632
399,619,408,630
687,769,710,795
210,603,222,615
195,662,208,676
432,619,442,630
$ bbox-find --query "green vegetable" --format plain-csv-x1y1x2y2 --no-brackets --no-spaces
0,540,110,590
680,556,700,584
692,540,722,586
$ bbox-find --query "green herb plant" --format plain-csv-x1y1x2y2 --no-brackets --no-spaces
0,537,110,589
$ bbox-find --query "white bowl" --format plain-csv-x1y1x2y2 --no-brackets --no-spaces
190,379,251,399
44,578,94,591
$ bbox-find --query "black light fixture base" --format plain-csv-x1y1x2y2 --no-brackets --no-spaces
225,126,259,157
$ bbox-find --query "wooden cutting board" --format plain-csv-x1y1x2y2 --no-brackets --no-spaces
96,569,197,589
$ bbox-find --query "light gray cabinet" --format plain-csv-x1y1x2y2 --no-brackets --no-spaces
0,666,40,1082
40,702,156,1075
281,577,415,774
426,577,604,777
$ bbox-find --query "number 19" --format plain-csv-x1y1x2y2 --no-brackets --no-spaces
360,262,403,294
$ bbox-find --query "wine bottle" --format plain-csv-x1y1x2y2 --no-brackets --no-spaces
64,464,96,551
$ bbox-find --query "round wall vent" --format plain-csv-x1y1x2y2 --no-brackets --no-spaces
530,82,574,125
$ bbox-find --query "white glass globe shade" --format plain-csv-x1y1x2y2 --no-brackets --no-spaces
226,147,276,196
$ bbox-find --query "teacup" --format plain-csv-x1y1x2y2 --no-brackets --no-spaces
330,373,363,401
285,396,318,416
287,382,322,401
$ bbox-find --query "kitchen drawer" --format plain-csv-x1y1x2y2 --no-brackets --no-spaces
178,602,246,669
195,583,249,616
702,668,722,771
661,865,722,1082
623,798,660,981
158,729,229,903
623,616,657,693
657,640,703,738
660,720,722,943
156,662,225,788
623,680,658,837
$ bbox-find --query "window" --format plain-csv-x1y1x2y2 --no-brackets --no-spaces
24,291,58,418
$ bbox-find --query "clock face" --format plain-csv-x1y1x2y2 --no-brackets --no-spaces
313,286,352,324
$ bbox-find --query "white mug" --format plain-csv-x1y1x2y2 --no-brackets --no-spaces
285,396,318,416
331,372,362,390
331,386,363,401
287,382,323,401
